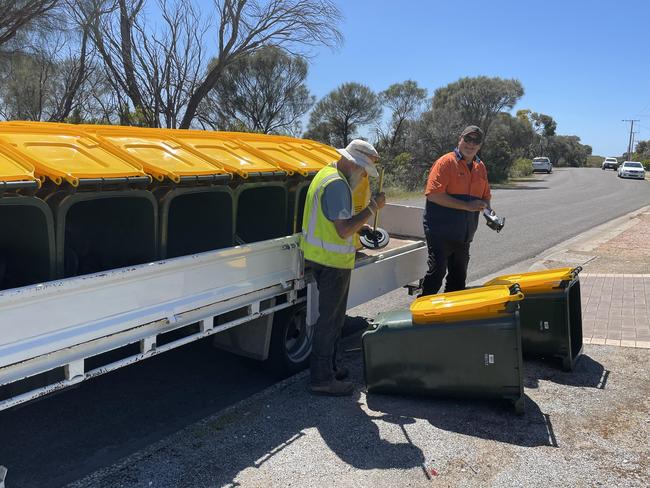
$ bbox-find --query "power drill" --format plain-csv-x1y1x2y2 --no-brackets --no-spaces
483,208,505,233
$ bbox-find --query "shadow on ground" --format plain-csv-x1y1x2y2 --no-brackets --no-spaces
523,354,609,390
365,393,555,448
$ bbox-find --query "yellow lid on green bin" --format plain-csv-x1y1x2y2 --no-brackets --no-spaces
169,130,286,178
228,133,331,175
0,138,42,188
0,123,149,187
80,126,230,183
483,267,581,293
410,285,524,324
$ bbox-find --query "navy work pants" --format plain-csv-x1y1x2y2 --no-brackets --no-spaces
308,261,351,385
420,233,471,296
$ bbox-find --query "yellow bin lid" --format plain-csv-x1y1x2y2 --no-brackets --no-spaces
483,267,581,293
0,138,42,188
79,126,230,183
169,130,286,178
410,285,524,324
228,133,332,175
0,123,149,187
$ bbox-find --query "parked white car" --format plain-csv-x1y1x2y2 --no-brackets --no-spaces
617,161,646,179
601,157,619,170
532,157,553,173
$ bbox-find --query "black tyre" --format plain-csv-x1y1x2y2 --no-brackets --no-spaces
267,303,312,375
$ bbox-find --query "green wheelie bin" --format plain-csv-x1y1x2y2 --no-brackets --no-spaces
362,284,526,413
484,267,583,371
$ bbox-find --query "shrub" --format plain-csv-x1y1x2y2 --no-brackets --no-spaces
509,158,533,178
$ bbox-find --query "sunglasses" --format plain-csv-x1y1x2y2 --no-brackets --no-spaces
463,135,482,145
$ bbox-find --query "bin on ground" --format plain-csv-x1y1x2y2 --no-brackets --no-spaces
362,285,526,413
484,267,583,371
81,126,235,258
0,123,157,278
0,140,55,290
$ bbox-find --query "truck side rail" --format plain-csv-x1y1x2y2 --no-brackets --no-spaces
0,236,304,411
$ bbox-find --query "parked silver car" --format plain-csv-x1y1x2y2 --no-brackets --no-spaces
617,161,646,179
532,157,552,173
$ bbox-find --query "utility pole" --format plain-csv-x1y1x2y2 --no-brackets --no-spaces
622,119,639,160
631,131,639,157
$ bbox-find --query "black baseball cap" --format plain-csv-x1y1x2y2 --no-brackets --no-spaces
460,125,484,139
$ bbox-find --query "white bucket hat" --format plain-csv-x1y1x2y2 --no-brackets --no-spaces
336,139,379,177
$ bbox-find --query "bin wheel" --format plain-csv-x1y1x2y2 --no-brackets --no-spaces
267,303,312,375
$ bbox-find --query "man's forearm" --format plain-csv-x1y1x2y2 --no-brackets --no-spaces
334,207,374,239
426,192,470,211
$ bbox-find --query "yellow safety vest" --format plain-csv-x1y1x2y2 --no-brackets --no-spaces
300,164,356,269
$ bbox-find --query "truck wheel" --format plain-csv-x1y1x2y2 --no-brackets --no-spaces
267,303,312,375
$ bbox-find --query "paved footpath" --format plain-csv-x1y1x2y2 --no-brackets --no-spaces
539,205,650,349
582,274,650,348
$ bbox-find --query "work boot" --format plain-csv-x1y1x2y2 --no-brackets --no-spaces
309,379,354,396
334,366,349,380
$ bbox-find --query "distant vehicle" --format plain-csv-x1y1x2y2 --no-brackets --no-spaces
532,157,552,174
601,157,619,170
617,161,646,179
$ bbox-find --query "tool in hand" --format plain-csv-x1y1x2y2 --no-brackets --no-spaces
483,207,505,233
360,168,390,249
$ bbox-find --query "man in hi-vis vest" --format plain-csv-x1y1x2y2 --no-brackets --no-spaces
301,139,386,396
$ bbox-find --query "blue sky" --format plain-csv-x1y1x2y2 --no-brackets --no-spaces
302,0,650,157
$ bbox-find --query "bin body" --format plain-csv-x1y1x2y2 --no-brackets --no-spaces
156,186,234,258
234,182,288,243
362,309,525,413
0,196,55,290
287,177,312,234
518,281,583,371
46,190,158,278
485,269,583,371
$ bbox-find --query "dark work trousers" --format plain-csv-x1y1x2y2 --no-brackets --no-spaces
420,233,471,296
308,260,352,385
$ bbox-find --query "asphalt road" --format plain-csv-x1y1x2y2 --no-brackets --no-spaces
1,167,648,488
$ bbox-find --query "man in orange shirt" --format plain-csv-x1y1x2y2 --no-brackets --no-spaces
420,125,492,296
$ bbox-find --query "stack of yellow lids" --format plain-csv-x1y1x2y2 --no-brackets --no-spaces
228,133,334,176
80,126,230,183
0,121,339,184
0,138,42,189
483,267,581,293
0,123,149,187
169,130,287,178
410,285,524,324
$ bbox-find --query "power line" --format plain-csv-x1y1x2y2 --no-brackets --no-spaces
635,100,650,117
